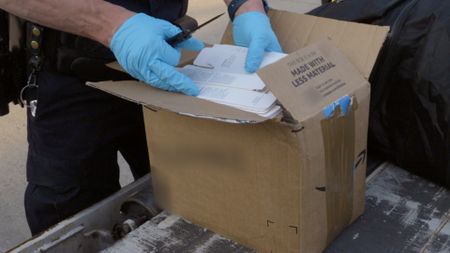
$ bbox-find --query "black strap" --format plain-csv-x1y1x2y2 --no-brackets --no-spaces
19,23,44,111
27,23,44,71
228,0,269,21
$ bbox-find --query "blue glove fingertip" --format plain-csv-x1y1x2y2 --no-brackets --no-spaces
245,63,258,73
268,41,283,53
176,37,205,52
245,53,260,73
181,79,201,96
185,85,200,96
159,42,182,67
245,38,266,73
233,11,281,72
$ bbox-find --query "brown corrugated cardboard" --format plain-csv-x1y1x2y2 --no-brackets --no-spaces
258,40,366,121
88,10,388,253
222,11,388,79
90,79,267,123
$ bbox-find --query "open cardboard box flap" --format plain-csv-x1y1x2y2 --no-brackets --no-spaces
88,10,389,123
258,39,368,121
89,79,267,123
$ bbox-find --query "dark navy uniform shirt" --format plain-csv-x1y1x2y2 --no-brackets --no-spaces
107,0,188,22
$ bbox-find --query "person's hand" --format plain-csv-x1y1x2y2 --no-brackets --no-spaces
110,13,204,96
233,11,282,73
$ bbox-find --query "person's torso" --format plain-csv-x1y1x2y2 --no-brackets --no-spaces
107,0,189,22
39,0,189,76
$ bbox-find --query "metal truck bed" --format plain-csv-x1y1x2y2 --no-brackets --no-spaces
8,163,450,253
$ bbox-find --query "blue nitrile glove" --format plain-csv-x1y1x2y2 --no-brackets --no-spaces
233,11,282,73
110,13,204,96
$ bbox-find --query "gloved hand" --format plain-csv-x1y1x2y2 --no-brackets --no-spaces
233,11,282,73
110,13,204,96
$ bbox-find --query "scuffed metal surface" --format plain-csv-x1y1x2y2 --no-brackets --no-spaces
105,163,450,253
426,220,450,253
326,163,450,253
12,164,450,253
102,212,256,253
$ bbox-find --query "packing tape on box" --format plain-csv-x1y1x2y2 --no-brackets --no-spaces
321,96,356,244
323,95,352,119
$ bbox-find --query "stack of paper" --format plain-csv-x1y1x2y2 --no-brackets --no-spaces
177,44,287,119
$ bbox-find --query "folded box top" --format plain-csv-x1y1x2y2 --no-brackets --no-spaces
258,39,368,122
88,10,388,124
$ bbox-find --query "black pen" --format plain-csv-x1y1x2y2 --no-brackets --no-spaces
168,13,225,47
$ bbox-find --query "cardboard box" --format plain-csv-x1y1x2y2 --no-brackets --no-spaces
90,10,388,253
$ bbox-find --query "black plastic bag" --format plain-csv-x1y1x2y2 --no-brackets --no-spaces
309,0,450,187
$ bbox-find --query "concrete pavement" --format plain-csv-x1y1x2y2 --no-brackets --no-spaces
0,106,28,251
0,0,319,251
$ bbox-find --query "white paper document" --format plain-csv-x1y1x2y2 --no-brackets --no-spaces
178,65,266,91
194,44,287,75
197,85,276,113
178,44,287,119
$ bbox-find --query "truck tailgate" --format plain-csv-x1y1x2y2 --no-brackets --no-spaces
9,163,450,253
